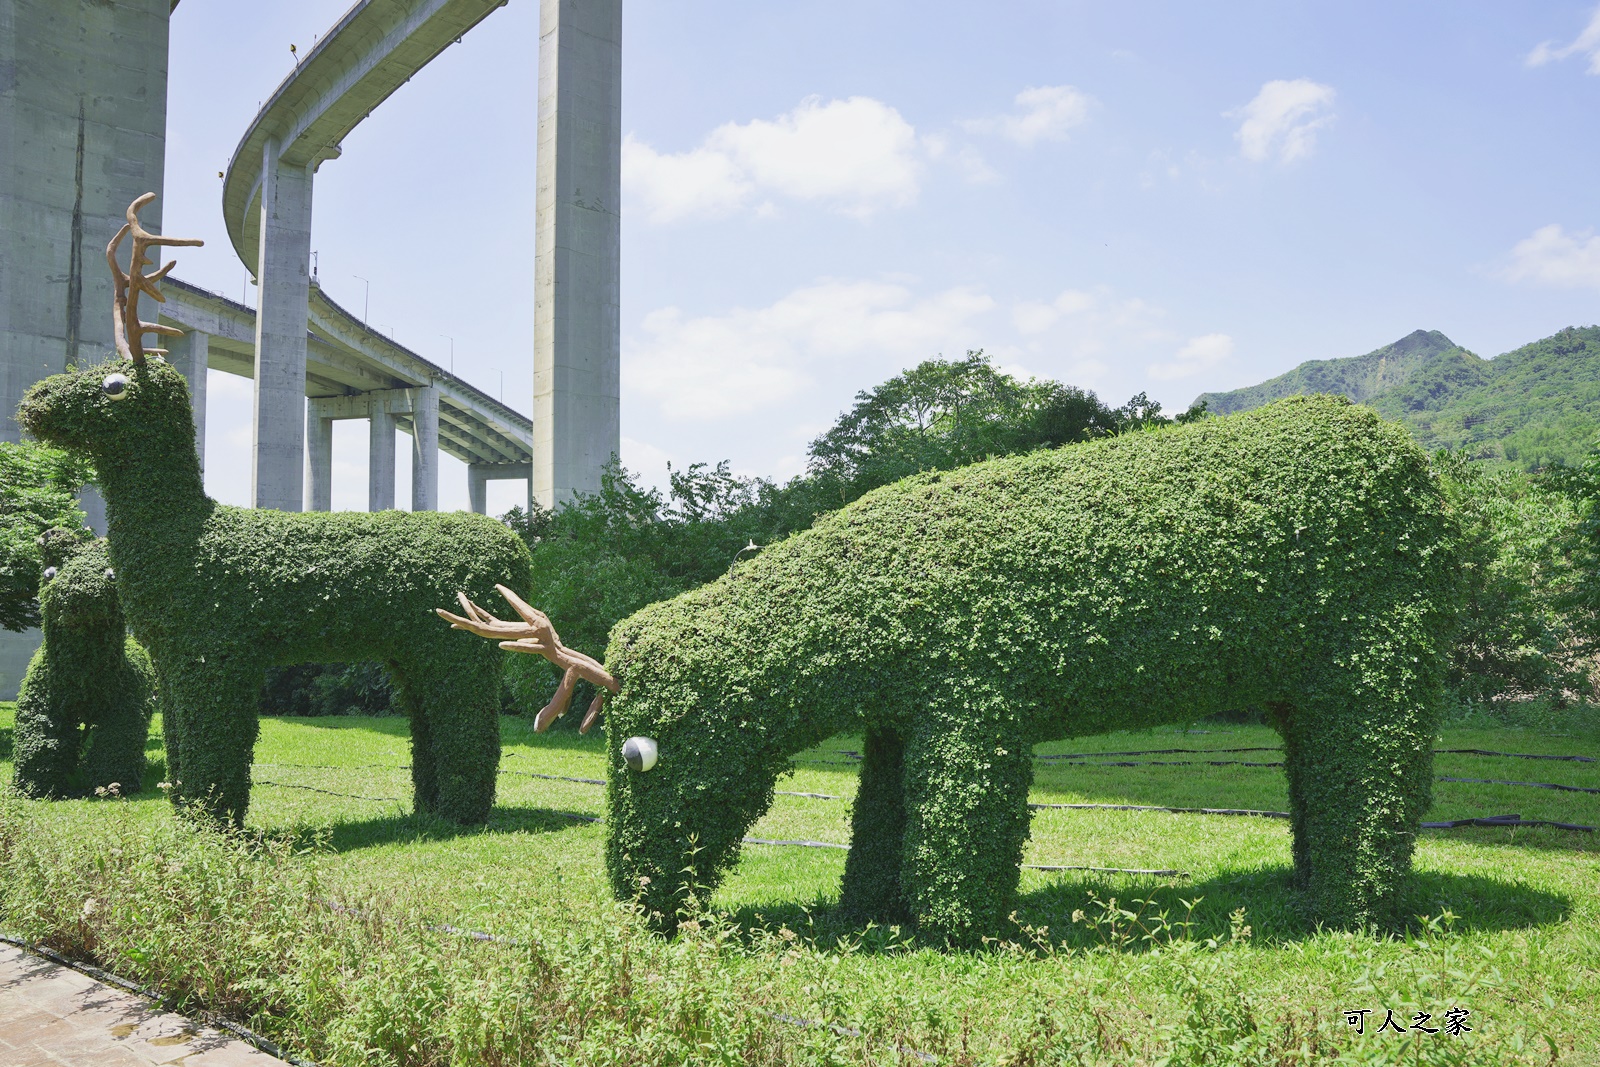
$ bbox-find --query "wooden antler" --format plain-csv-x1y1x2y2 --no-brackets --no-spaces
107,193,203,365
436,584,618,733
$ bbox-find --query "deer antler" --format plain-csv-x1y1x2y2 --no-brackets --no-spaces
107,193,203,366
436,584,618,733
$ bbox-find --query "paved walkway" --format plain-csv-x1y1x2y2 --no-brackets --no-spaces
0,945,291,1066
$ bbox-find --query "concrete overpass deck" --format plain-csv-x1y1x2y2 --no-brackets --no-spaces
160,276,532,513
221,0,508,275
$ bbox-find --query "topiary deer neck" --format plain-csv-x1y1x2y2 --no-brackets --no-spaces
93,447,209,549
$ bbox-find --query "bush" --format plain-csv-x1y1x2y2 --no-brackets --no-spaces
0,440,92,633
260,662,395,717
18,358,530,825
11,536,155,797
1436,452,1589,709
603,396,1461,942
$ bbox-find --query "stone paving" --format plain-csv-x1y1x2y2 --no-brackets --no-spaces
0,945,292,1066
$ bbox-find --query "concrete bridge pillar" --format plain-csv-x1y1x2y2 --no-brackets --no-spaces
252,140,314,512
369,409,397,512
169,328,209,473
305,407,333,512
533,0,622,509
410,385,439,512
467,462,534,515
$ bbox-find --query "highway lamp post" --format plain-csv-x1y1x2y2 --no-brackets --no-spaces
353,275,370,322
440,335,454,374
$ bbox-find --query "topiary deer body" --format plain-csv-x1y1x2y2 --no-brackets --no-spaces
452,395,1461,943
13,533,156,797
19,356,530,825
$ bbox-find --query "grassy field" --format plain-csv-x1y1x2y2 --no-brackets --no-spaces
2,701,1597,1065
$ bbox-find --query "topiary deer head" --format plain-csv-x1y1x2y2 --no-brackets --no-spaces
18,195,204,485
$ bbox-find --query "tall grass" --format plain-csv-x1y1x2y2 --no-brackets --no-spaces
0,796,1569,1067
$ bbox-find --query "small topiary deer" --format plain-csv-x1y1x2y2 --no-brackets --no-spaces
17,195,530,825
12,530,156,798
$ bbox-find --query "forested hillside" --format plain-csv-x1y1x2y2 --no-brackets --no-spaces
1196,326,1600,469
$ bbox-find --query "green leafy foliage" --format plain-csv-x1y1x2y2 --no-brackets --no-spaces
602,396,1461,943
259,662,396,717
503,353,1194,716
1197,325,1600,469
1435,454,1589,711
12,537,155,797
0,440,92,632
16,359,531,825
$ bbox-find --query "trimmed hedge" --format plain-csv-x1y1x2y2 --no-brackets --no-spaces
13,535,155,797
18,359,531,825
601,395,1461,943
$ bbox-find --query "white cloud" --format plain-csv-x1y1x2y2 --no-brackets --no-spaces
1148,333,1235,381
1012,288,1096,335
1229,79,1336,163
1527,5,1600,73
624,280,995,418
962,85,1094,145
623,96,923,224
1504,224,1600,290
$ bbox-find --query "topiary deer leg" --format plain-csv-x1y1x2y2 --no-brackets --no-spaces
1279,666,1438,930
838,724,911,925
392,643,500,825
12,660,79,798
900,695,1035,945
77,649,154,793
165,662,262,826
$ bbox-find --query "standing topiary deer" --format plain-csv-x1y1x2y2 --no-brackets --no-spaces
445,395,1461,944
17,195,529,825
12,530,157,798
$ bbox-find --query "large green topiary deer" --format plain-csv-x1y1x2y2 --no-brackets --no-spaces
452,395,1461,944
17,196,529,825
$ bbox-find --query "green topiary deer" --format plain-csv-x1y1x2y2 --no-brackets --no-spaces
18,357,530,826
451,395,1462,944
12,531,156,798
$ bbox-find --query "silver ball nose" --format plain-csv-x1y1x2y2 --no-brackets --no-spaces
102,373,130,400
622,736,658,773
104,568,115,581
42,567,57,581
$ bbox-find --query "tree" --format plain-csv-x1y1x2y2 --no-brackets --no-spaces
0,441,92,632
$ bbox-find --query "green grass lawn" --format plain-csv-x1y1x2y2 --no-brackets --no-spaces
2,701,1597,1065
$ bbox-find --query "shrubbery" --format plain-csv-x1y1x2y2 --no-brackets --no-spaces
603,396,1460,941
0,441,91,633
501,352,1202,713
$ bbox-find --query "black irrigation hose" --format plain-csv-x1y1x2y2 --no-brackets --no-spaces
1438,776,1600,795
1036,747,1283,761
1030,801,1596,833
1420,813,1596,832
1437,749,1596,763
252,779,403,803
1043,759,1287,768
0,933,320,1067
1031,802,1292,819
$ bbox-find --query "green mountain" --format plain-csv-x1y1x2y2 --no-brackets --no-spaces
1194,325,1600,469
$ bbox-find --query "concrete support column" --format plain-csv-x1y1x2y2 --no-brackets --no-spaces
468,462,534,516
305,410,333,512
533,0,622,509
169,328,209,473
369,409,396,512
252,139,314,511
410,385,439,512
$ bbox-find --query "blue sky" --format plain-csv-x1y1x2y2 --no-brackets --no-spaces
164,1,1600,512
